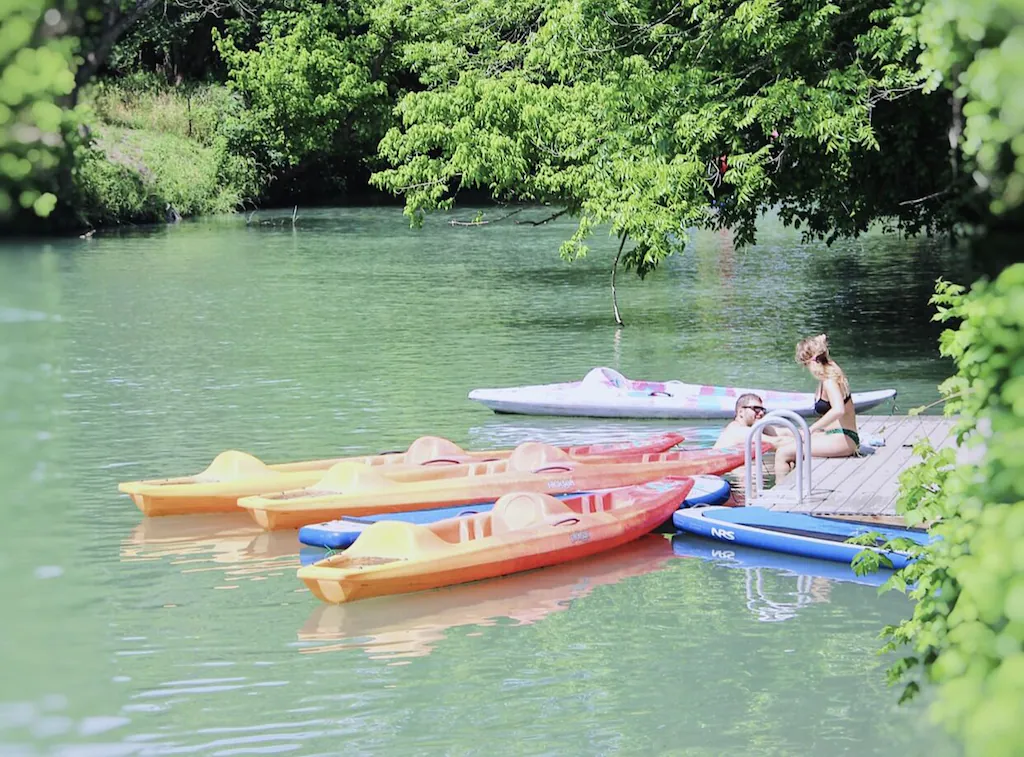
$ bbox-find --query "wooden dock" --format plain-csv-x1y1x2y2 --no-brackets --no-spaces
747,414,961,519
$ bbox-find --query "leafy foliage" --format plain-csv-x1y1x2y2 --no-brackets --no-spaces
914,0,1024,214
214,1,398,198
880,267,1024,757
369,0,958,273
0,0,78,219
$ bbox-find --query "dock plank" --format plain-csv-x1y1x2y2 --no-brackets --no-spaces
806,417,929,518
749,415,959,518
815,416,928,515
778,416,925,513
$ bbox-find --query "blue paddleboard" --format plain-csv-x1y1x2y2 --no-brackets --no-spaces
298,502,496,550
298,476,731,550
672,506,932,570
680,475,731,507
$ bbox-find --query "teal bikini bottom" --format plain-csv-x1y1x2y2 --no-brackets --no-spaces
824,427,860,446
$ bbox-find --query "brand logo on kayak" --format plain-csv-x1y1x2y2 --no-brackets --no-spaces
569,530,591,545
712,549,735,559
546,479,575,490
710,527,735,541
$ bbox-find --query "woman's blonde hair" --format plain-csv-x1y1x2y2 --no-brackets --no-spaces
795,333,849,394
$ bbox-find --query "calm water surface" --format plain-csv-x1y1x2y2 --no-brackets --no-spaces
0,208,970,755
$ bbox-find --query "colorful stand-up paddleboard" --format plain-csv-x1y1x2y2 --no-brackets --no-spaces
120,432,686,517
297,477,695,604
241,442,757,530
672,506,932,570
298,475,732,550
469,366,897,419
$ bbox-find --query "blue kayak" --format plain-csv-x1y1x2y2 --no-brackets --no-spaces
672,506,932,570
298,475,732,550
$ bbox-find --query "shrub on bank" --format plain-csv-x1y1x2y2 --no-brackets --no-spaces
70,76,261,228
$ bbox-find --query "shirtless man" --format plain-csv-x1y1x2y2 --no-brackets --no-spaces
713,394,786,449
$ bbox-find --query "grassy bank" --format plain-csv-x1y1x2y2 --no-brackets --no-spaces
72,75,260,228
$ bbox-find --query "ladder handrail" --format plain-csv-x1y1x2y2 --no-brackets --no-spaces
764,409,813,497
745,416,804,503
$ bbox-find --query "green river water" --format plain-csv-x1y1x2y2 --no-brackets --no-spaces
0,208,972,755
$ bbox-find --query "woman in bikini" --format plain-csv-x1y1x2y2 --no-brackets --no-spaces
774,333,859,481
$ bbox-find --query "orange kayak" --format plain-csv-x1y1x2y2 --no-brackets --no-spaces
240,442,755,530
297,533,675,659
120,432,686,517
298,476,696,604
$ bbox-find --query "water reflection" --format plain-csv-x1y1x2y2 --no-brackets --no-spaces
297,534,676,662
672,534,887,623
121,514,300,584
466,421,715,450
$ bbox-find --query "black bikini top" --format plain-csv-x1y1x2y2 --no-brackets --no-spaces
814,393,852,416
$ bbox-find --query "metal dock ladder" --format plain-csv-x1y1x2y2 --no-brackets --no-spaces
744,409,814,506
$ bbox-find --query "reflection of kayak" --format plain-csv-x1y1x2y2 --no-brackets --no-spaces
297,474,732,550
672,506,931,570
241,443,750,530
297,534,676,659
298,477,694,604
120,513,301,581
670,534,888,587
469,367,897,419
119,432,686,517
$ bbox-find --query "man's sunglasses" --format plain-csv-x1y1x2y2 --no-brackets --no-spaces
744,405,767,415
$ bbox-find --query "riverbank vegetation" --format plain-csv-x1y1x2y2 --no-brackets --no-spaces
71,74,260,225
2,0,1021,754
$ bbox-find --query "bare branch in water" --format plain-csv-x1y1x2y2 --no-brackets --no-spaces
516,209,568,226
449,208,525,226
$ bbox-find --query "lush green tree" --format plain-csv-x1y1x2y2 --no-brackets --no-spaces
868,5,1024,757
913,0,1024,215
882,267,1023,757
369,0,962,292
214,0,400,201
1,0,78,219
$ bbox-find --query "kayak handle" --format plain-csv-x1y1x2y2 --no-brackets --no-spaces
649,391,672,397
534,465,573,473
421,458,463,465
552,517,580,527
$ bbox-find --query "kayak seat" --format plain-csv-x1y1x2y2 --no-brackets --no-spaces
506,442,577,474
312,461,398,494
581,366,629,390
345,520,452,560
490,492,578,536
195,450,272,482
404,435,469,466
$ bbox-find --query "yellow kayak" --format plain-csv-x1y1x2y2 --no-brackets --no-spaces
239,443,750,530
120,432,686,517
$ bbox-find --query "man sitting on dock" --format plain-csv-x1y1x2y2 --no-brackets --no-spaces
714,394,788,450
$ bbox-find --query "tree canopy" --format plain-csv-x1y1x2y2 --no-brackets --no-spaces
0,0,77,218
0,1,1022,755
369,0,964,274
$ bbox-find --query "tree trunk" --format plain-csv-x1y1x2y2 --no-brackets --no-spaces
74,0,162,93
611,233,626,327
